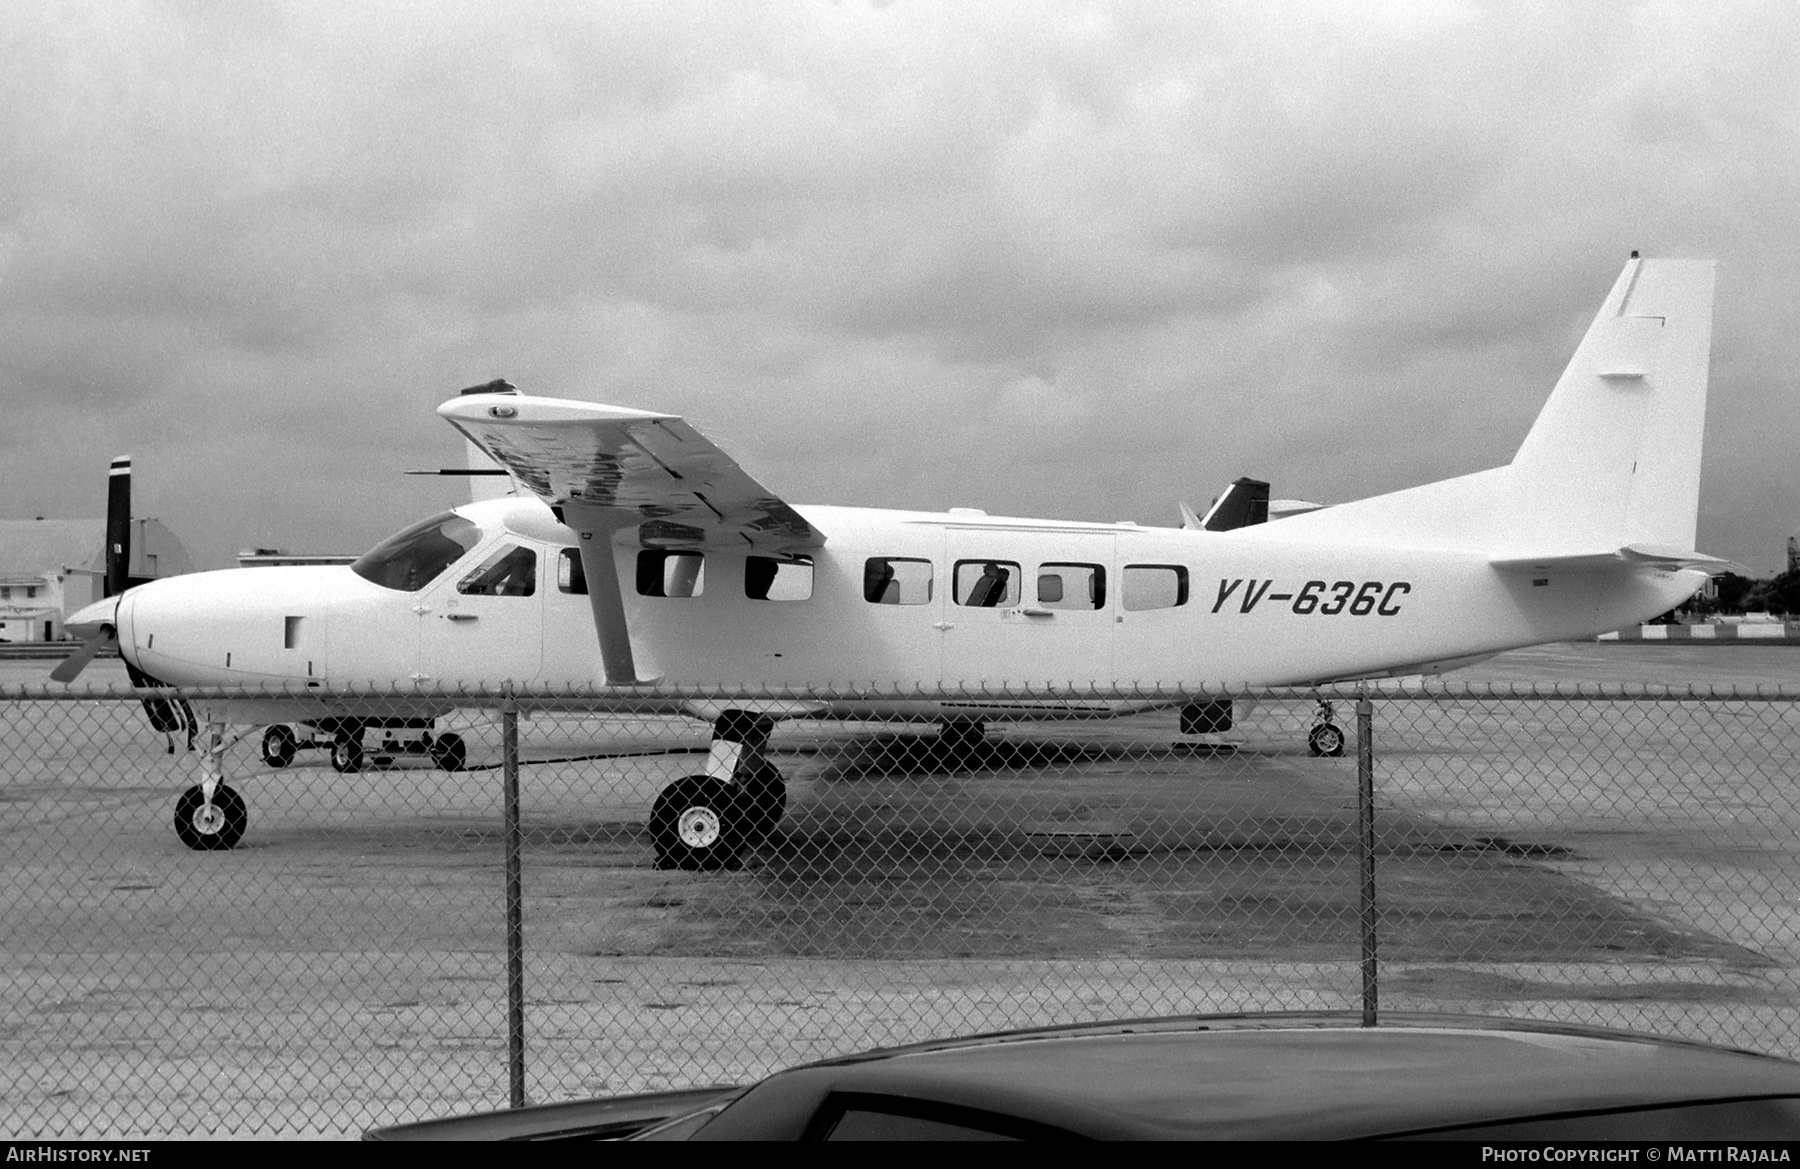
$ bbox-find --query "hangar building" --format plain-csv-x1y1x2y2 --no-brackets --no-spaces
0,518,193,643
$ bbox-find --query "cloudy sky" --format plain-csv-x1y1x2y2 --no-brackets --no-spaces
2,0,1796,573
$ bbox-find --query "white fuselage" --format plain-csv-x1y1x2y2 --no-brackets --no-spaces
107,495,1702,723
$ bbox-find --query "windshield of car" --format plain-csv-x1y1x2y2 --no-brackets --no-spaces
351,512,483,592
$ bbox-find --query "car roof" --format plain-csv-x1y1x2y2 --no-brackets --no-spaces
691,1013,1800,1140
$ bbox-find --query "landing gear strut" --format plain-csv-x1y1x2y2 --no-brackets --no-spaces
1308,700,1346,757
174,719,247,850
650,710,786,872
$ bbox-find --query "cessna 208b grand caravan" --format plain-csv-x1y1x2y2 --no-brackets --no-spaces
62,256,1728,869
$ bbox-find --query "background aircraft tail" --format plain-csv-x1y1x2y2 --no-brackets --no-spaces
1257,256,1717,561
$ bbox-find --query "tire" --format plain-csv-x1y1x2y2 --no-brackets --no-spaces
1309,723,1347,758
173,784,247,851
260,725,297,768
741,762,787,841
649,776,745,872
430,732,467,772
331,736,364,774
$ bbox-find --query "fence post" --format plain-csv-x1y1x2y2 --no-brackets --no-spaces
1357,691,1378,1026
502,690,526,1108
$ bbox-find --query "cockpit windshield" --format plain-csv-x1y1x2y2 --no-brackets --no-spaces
351,512,482,592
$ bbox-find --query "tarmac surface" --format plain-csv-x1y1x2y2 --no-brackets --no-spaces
2,644,1798,1137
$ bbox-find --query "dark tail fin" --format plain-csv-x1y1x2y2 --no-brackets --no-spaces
104,456,130,598
1201,478,1270,531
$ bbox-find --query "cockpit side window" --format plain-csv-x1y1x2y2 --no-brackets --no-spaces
351,513,483,592
457,544,538,596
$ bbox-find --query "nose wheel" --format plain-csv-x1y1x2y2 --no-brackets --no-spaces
174,784,247,850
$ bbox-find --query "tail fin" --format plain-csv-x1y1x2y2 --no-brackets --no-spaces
1507,256,1715,555
104,456,131,598
1253,256,1716,559
1199,478,1271,531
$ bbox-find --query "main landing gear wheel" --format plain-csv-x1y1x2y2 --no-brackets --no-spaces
260,725,297,769
429,732,467,772
174,784,247,851
331,735,364,774
650,776,747,872
1308,722,1347,758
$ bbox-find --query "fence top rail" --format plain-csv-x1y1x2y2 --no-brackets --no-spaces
5,680,1799,705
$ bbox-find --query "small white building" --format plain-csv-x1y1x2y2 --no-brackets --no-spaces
0,518,193,642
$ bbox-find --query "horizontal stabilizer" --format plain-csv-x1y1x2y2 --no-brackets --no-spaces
1491,543,1744,575
1269,499,1328,520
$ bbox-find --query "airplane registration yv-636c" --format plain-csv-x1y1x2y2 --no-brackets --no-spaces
61,256,1732,870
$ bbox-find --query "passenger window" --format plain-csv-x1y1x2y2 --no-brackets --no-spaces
557,549,587,595
953,560,1021,608
637,550,705,598
1123,564,1189,611
746,555,813,601
457,544,537,597
1038,563,1104,610
864,558,933,605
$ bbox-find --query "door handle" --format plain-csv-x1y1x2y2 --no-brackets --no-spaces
444,613,479,622
1019,607,1054,617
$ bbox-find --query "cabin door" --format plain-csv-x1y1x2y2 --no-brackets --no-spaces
417,540,545,686
939,528,1115,695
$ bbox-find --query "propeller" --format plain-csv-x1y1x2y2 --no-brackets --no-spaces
50,626,116,683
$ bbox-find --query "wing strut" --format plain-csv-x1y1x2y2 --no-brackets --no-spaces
565,505,651,686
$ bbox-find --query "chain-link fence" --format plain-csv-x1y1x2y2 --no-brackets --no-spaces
3,679,1797,1137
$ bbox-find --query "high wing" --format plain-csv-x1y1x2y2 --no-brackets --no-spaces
439,384,822,686
438,386,823,552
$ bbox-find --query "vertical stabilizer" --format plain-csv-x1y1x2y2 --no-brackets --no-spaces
1507,257,1715,554
1256,257,1717,559
1200,478,1271,531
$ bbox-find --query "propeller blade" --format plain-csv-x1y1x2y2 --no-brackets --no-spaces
50,632,116,683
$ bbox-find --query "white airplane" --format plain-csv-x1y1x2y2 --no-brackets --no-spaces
62,256,1729,870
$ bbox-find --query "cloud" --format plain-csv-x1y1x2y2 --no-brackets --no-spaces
0,0,1796,571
